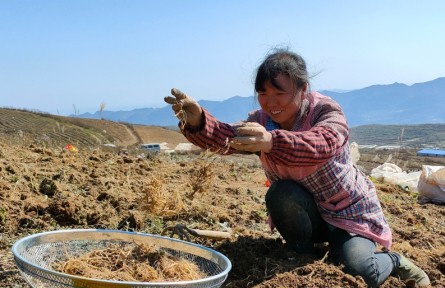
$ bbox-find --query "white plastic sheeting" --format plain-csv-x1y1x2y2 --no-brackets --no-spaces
417,165,445,204
370,163,421,192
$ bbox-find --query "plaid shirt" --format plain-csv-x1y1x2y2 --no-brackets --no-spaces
182,92,392,249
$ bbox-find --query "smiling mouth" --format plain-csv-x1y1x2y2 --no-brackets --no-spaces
270,110,282,115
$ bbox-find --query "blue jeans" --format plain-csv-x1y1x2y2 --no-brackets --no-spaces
265,180,400,288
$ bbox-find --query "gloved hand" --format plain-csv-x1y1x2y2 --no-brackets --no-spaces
230,122,273,153
164,88,203,127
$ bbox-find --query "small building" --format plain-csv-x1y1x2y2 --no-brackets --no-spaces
417,149,445,158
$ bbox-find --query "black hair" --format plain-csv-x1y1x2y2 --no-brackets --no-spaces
255,48,308,93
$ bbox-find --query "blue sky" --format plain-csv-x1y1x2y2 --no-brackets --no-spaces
1,0,444,115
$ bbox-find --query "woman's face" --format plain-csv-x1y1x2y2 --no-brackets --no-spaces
257,74,306,130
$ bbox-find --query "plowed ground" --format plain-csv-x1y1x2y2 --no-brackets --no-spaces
0,109,444,287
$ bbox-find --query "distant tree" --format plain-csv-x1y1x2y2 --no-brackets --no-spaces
99,102,106,119
73,104,79,116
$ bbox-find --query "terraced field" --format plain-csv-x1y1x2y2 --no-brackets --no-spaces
0,109,112,147
350,124,445,148
0,108,187,150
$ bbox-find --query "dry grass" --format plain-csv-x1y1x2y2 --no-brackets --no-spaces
140,176,186,218
186,151,217,199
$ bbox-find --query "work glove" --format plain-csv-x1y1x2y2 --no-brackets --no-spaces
230,122,273,153
164,88,203,128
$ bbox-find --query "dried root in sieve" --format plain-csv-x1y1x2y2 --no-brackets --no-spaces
53,242,206,282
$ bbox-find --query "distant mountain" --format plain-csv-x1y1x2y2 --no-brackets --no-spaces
77,96,261,126
75,77,445,127
321,77,445,126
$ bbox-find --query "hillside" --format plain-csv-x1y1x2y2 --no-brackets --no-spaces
0,108,188,150
2,108,444,151
350,124,445,148
2,108,444,176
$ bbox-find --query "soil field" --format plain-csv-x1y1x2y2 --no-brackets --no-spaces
1,109,445,287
